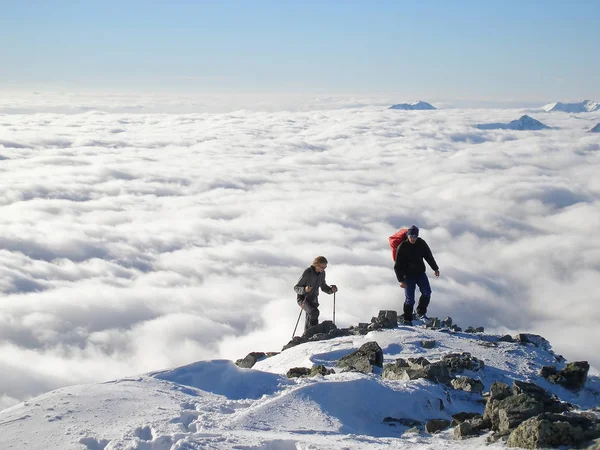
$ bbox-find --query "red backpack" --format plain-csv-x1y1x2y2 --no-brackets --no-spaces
389,228,408,261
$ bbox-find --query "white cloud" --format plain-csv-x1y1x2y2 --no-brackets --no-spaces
1,94,600,409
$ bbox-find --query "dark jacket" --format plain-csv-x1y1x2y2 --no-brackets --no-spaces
294,266,333,305
394,238,439,282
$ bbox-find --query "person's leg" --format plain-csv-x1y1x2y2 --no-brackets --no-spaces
415,273,432,316
403,278,417,322
303,301,320,330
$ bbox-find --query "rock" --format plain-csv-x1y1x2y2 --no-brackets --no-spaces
496,394,546,432
478,341,498,348
303,320,337,339
507,412,598,449
454,421,479,440
337,341,383,374
489,381,512,401
451,412,482,426
286,367,311,378
382,358,410,380
499,334,515,342
516,333,550,349
281,336,307,351
367,322,383,331
310,364,335,376
382,358,450,384
451,376,485,393
561,361,590,391
425,419,451,434
512,380,552,401
442,352,485,373
382,417,422,427
421,340,436,349
408,357,430,368
376,310,398,328
286,364,335,378
235,352,266,369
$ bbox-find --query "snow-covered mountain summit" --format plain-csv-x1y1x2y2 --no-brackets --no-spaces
543,100,600,113
590,123,600,133
1,315,598,450
389,101,436,110
476,115,550,131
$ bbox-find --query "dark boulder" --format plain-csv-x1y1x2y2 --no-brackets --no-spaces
337,341,383,374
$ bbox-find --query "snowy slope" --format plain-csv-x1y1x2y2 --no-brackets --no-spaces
1,324,598,450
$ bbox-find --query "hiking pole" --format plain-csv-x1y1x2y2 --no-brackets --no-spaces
292,301,305,339
333,291,336,325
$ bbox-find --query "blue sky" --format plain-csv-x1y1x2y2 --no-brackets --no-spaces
2,0,599,101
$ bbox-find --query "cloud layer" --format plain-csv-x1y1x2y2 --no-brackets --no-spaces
1,97,600,409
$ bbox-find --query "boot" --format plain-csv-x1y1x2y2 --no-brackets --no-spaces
416,295,430,317
403,303,414,324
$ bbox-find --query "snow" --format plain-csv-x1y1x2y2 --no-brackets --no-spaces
1,323,598,450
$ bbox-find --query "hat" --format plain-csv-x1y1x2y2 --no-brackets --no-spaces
407,225,419,237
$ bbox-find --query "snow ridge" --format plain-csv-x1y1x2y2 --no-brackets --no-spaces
1,323,598,450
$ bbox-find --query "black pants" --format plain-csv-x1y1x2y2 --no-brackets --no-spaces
298,299,319,331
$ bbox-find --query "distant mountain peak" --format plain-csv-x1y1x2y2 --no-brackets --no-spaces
543,100,600,113
590,123,600,133
508,115,550,130
476,115,549,131
389,100,436,110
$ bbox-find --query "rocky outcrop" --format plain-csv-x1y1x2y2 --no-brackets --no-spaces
425,419,451,434
235,352,266,369
382,417,422,427
540,361,590,391
516,333,550,349
286,364,335,378
442,352,485,374
281,321,352,351
235,351,279,369
451,376,485,393
337,341,383,374
482,381,572,438
382,357,451,384
507,412,600,449
420,340,436,349
371,310,398,329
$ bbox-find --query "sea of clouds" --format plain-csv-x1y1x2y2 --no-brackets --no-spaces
1,92,599,409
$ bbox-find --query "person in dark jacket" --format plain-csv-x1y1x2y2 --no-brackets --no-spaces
294,256,338,331
394,225,439,325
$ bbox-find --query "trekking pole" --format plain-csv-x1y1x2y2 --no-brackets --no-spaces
333,291,336,325
292,301,305,339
